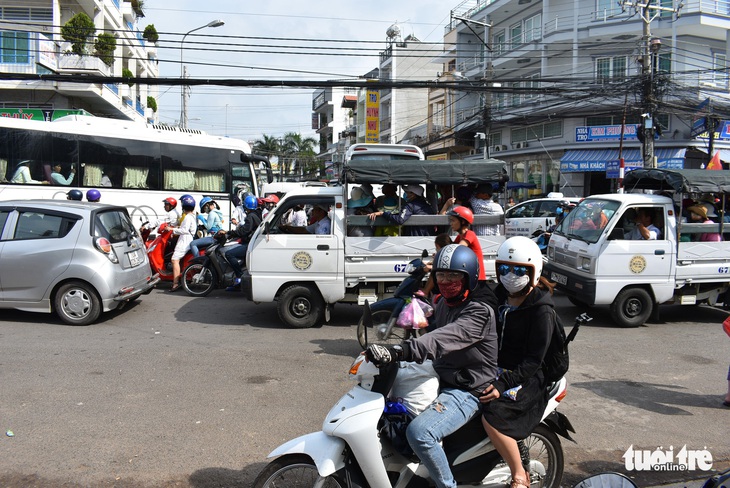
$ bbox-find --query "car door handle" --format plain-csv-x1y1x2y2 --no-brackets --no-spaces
655,249,665,255
317,245,329,251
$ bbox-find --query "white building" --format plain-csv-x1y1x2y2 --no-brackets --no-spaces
437,0,730,198
0,0,159,123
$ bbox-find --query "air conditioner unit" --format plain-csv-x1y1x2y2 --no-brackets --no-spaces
515,141,529,149
492,145,502,152
499,144,508,151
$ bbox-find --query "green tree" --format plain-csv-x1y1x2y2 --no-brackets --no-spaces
61,12,96,56
94,32,117,66
281,132,318,178
252,134,281,158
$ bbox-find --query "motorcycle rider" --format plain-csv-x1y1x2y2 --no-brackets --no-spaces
479,236,556,488
169,195,197,292
86,189,101,202
190,196,224,257
218,194,262,291
142,197,180,234
366,244,499,488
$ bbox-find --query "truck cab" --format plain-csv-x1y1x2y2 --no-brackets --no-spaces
544,168,730,327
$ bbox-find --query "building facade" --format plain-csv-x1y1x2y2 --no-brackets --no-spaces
0,0,159,123
431,0,730,199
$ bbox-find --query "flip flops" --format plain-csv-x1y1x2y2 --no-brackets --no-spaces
168,283,181,292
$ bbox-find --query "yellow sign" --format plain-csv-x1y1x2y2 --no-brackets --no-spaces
629,255,647,274
428,154,448,160
365,89,380,143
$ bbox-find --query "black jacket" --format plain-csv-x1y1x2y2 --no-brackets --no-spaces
228,208,262,244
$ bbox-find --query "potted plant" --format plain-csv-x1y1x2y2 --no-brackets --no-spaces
61,12,96,56
146,96,157,113
143,24,158,43
122,67,134,87
94,32,117,67
130,0,145,17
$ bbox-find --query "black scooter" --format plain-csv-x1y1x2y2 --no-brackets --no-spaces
356,250,430,348
181,234,243,296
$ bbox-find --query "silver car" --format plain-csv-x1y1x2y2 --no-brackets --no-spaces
504,195,582,237
0,200,159,325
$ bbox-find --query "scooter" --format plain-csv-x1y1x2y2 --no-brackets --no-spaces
181,233,244,296
356,250,430,349
140,222,195,283
254,314,592,488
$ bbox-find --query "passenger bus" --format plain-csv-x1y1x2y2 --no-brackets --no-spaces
0,115,272,226
344,143,425,161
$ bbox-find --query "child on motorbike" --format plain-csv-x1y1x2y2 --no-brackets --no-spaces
366,244,499,488
190,197,224,257
170,195,197,292
479,236,556,488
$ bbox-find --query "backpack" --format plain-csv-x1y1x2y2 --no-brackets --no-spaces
542,308,571,383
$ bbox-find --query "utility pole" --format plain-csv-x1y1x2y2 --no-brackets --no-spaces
621,0,681,168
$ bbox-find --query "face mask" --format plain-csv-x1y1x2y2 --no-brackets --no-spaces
438,280,464,299
500,272,530,294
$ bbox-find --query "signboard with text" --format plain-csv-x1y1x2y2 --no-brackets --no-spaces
0,108,87,121
365,89,380,143
576,124,639,142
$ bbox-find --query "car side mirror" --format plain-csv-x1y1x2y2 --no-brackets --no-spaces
421,249,429,258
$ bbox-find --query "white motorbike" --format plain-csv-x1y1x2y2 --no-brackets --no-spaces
253,313,592,488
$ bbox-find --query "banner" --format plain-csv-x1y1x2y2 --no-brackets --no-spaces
365,90,379,143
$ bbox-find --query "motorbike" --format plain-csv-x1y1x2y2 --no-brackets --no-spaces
140,222,195,283
356,250,430,349
254,313,594,488
181,233,244,296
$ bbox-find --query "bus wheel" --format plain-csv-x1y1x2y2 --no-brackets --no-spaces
610,288,652,328
277,284,324,329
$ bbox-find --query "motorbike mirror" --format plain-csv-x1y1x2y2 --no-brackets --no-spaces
421,249,429,258
573,472,638,488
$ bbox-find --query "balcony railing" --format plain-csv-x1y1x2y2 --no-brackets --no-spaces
58,54,112,76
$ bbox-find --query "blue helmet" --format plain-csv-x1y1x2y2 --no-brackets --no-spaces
86,189,101,202
180,194,193,202
66,189,83,201
199,196,213,211
433,244,480,293
180,195,196,210
243,194,258,210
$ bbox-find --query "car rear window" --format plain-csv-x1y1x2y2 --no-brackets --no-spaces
95,209,136,243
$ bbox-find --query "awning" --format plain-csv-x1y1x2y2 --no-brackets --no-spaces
559,148,686,172
696,148,730,162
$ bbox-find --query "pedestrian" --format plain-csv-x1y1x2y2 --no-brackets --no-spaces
170,195,196,292
470,184,504,236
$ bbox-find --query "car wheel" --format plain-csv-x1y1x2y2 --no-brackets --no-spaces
277,284,324,329
610,287,653,328
54,281,102,326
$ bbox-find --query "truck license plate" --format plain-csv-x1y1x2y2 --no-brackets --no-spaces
128,250,142,267
550,272,567,285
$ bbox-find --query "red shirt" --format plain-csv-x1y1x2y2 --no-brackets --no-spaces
455,229,486,281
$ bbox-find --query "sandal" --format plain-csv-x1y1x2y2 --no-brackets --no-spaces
168,282,181,292
510,475,530,488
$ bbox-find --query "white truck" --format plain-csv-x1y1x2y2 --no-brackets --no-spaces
543,168,730,327
242,158,509,328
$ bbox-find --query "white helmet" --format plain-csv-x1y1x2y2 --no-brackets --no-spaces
496,236,543,287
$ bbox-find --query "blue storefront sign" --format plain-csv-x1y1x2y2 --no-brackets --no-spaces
576,125,639,142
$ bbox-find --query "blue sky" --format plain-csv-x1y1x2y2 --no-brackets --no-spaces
142,1,452,142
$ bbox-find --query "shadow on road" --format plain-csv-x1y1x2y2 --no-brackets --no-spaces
572,379,722,415
189,463,266,488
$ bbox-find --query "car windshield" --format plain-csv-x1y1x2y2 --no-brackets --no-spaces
555,198,620,244
95,209,136,243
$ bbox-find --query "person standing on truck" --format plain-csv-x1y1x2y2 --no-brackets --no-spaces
365,244,498,488
367,184,435,236
470,184,504,236
626,208,661,240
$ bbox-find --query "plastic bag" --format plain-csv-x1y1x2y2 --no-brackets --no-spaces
396,299,428,329
413,297,433,318
723,315,730,338
390,360,440,416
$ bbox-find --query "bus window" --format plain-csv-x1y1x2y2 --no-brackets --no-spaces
161,144,227,193
79,136,160,190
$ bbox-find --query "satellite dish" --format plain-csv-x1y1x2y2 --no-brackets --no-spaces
386,23,401,39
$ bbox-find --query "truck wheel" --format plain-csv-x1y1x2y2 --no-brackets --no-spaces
610,288,653,328
277,284,324,329
54,281,101,326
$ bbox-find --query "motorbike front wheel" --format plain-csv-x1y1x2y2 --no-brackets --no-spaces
252,454,346,488
181,263,216,297
356,308,423,349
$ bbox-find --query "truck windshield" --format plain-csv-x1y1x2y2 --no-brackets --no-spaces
555,199,620,244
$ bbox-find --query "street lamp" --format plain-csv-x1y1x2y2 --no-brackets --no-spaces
180,19,224,129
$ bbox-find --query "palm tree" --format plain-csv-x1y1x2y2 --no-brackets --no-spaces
253,134,282,175
281,132,318,178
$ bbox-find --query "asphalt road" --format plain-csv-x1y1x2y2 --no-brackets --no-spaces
0,286,728,488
